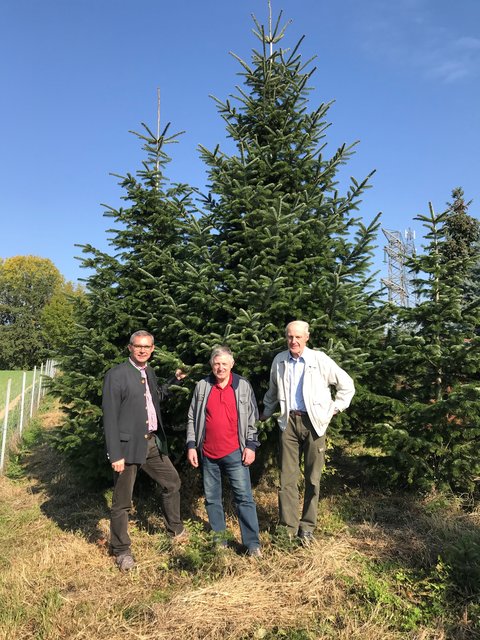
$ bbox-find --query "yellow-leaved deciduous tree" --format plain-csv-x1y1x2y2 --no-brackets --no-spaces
0,255,76,369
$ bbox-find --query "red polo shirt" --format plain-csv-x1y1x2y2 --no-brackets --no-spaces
202,373,239,459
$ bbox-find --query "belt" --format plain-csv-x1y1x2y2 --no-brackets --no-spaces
144,432,157,439
290,410,307,416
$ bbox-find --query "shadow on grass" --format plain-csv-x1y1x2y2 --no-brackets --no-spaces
21,432,111,544
20,423,210,547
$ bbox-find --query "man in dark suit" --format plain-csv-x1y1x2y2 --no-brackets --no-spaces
102,330,187,571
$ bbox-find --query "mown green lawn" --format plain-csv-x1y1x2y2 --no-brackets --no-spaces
0,370,34,411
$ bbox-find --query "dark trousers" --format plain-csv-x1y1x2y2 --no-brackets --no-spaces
110,438,183,556
279,413,326,534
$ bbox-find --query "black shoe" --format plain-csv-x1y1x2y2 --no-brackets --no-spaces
297,530,315,546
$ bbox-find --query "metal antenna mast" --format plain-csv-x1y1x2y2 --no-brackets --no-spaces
382,228,416,307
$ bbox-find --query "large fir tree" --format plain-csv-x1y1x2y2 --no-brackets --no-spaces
195,12,388,456
52,124,196,484
53,9,388,483
440,187,480,266
155,11,387,404
440,187,480,306
369,202,480,493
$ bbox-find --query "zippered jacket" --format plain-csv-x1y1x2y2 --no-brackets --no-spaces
262,347,355,437
187,373,260,452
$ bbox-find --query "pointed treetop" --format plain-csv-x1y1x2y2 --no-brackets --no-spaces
251,1,292,54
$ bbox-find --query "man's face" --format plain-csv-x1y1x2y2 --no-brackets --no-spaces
128,336,154,367
286,323,309,357
211,355,234,384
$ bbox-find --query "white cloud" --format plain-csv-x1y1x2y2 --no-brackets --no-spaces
356,1,480,84
428,60,470,83
425,35,480,83
455,36,480,50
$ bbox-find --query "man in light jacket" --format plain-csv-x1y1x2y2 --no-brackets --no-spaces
187,346,261,556
261,320,355,544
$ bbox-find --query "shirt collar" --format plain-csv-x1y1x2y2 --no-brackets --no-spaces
288,349,307,362
129,358,147,372
214,372,233,389
287,346,312,364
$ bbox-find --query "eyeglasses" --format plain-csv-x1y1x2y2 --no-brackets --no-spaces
130,344,154,351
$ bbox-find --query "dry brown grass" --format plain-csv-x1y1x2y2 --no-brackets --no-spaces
157,541,394,640
0,482,399,640
0,401,478,640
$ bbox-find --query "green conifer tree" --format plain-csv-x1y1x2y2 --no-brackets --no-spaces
52,10,389,484
51,124,196,484
440,187,480,305
440,187,479,265
370,202,480,493
198,13,384,355
184,11,388,456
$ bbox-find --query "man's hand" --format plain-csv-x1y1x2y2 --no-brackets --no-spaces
112,458,125,473
187,448,199,468
242,448,255,466
175,368,188,380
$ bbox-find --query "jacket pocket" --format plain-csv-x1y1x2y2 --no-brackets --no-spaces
310,400,335,424
119,432,131,442
238,395,249,413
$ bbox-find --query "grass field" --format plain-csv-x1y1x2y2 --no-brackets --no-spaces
0,370,34,411
1,398,479,640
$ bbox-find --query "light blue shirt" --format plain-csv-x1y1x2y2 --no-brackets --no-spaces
288,353,307,412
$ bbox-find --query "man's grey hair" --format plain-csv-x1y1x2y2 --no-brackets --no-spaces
209,345,235,366
129,330,155,345
285,320,310,337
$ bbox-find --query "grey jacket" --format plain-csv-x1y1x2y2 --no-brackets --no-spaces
187,373,260,452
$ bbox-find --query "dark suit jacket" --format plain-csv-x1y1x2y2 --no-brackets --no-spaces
102,360,172,464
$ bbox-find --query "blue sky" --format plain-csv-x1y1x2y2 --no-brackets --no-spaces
1,0,479,285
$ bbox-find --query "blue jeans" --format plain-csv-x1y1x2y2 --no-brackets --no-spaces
202,448,260,551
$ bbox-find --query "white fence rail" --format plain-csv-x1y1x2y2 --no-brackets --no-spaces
0,360,57,473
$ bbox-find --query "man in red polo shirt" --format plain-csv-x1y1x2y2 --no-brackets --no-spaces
186,346,261,556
